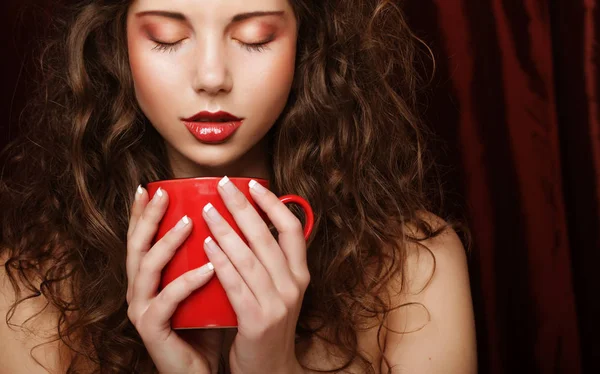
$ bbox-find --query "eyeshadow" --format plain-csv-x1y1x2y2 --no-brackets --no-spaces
236,21,279,40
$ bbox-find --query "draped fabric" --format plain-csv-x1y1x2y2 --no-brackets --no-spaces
1,1,598,373
404,1,599,373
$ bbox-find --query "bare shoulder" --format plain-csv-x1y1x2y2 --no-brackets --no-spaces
0,252,73,374
381,211,477,374
402,211,470,290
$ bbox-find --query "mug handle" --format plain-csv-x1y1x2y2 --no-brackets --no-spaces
278,195,314,241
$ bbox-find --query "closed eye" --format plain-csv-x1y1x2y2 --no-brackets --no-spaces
151,36,274,53
237,36,275,52
152,40,184,53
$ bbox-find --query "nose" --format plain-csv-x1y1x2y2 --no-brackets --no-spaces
192,36,233,95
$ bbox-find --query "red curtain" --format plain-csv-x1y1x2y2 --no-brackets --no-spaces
404,0,599,373
2,1,598,373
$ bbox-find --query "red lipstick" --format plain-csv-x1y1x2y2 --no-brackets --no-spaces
182,111,244,144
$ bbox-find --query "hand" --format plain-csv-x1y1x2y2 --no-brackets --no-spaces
126,186,224,374
201,177,309,374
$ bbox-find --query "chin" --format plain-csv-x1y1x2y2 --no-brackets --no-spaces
166,133,264,174
188,147,249,169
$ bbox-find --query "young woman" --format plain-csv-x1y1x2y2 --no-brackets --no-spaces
0,0,477,373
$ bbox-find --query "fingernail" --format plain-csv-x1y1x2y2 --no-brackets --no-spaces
204,236,218,254
218,176,237,196
136,185,144,197
203,203,222,222
152,187,163,203
249,179,267,195
192,262,215,278
173,215,190,231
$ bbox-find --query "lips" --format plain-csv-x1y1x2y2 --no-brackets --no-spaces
181,111,244,144
181,111,242,122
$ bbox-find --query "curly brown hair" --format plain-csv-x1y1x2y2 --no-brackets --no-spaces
1,0,459,372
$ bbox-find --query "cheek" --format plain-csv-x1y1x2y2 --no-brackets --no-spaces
240,41,297,113
128,40,182,113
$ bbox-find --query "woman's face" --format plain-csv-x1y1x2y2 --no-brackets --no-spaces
126,0,297,177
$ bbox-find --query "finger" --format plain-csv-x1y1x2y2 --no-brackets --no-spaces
126,186,149,302
128,185,149,240
131,215,194,303
126,187,169,302
248,180,309,281
129,187,170,253
138,263,216,372
202,204,280,309
142,262,215,332
216,177,294,292
203,236,263,316
143,330,211,374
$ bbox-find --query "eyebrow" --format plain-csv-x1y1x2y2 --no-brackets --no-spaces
135,10,285,23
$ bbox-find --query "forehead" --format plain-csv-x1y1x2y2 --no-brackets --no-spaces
129,0,293,18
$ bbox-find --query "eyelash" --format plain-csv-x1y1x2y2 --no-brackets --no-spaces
240,41,271,53
151,38,273,53
152,41,181,53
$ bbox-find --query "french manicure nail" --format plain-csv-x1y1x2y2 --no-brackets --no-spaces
136,185,144,196
152,187,163,203
218,176,237,196
173,215,190,231
249,179,267,195
192,262,215,278
204,236,218,254
203,203,222,222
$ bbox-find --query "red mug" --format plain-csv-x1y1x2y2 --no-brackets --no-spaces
145,177,314,329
